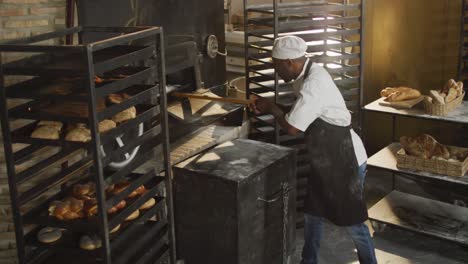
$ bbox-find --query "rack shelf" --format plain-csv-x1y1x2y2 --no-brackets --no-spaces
368,191,468,245
364,98,468,124
0,26,175,264
368,143,468,185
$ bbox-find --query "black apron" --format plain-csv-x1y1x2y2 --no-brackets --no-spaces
301,60,368,226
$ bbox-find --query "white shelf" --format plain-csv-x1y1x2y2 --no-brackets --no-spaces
364,97,468,124
369,191,468,245
367,143,468,185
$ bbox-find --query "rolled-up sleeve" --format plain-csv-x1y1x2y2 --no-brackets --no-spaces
285,79,322,132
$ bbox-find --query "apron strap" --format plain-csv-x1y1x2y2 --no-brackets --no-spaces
304,59,314,80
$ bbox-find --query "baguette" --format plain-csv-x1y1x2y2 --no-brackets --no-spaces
445,87,458,103
429,90,445,105
381,87,421,102
456,81,464,97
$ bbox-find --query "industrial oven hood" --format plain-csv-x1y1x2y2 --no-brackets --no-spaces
76,0,227,89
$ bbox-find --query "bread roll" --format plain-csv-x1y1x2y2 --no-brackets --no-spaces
110,224,121,234
72,182,96,198
442,79,457,94
381,87,421,102
99,119,116,133
140,198,156,210
108,181,146,198
65,127,91,142
445,87,458,103
112,107,137,123
80,235,102,251
456,81,464,97
37,121,63,131
424,96,433,104
125,209,140,221
37,227,62,243
31,126,60,140
49,197,85,221
429,90,445,105
107,93,131,105
107,200,126,214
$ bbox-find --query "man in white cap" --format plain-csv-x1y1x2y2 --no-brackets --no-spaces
251,36,377,264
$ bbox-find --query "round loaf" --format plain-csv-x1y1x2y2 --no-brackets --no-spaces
37,227,62,243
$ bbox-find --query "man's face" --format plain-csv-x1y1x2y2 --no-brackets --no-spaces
273,58,294,83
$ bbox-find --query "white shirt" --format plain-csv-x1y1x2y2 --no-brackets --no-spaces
285,59,367,165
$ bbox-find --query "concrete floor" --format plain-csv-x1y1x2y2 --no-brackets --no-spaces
291,221,468,264
290,168,468,264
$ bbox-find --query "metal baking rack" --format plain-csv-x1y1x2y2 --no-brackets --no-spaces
0,26,175,264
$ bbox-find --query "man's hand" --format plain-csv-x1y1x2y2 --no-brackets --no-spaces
251,97,275,114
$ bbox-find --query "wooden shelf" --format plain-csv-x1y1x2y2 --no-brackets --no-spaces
368,143,468,185
369,191,468,245
363,98,468,124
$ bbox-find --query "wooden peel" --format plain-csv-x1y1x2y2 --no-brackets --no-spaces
172,92,256,105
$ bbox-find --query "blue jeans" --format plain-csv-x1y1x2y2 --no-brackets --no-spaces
301,163,377,264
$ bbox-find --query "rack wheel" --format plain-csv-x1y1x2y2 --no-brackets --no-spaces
101,122,144,169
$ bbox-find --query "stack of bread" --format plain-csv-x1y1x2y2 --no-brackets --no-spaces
31,121,63,140
400,134,450,160
31,92,136,142
380,87,422,102
425,79,465,106
45,180,155,249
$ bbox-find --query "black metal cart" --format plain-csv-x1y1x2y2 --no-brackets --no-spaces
0,26,175,264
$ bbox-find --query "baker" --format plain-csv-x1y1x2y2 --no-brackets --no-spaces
251,36,377,264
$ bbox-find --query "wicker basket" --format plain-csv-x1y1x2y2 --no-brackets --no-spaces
396,146,468,177
423,92,465,116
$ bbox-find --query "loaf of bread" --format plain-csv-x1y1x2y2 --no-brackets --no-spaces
400,134,450,160
380,87,421,102
107,200,126,214
125,209,140,221
456,82,464,97
107,181,146,198
445,87,458,103
48,197,85,221
107,93,131,105
99,119,116,133
37,121,63,131
37,227,62,243
441,79,458,94
140,198,156,210
112,107,137,123
31,125,61,140
80,234,102,251
429,90,445,105
72,182,96,199
65,127,91,142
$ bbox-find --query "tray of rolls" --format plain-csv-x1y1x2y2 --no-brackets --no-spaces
396,134,468,177
28,173,164,251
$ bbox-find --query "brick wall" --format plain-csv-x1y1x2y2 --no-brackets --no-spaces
0,1,66,263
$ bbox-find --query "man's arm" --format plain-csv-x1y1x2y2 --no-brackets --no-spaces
270,104,301,136
251,98,300,136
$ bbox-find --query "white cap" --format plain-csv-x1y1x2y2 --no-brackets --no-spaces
272,36,307,60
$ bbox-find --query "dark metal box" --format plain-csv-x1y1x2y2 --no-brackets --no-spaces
173,139,297,264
